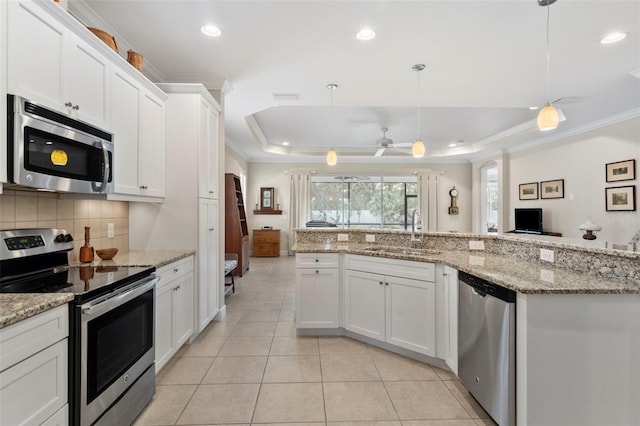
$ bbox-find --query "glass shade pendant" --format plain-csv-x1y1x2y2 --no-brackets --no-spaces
537,0,560,131
326,148,337,166
412,139,426,158
537,103,560,131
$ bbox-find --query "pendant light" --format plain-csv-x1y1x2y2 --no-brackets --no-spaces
537,0,560,131
326,83,338,165
412,64,426,158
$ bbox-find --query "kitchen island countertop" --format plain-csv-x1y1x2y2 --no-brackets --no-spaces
294,243,640,295
1,250,195,329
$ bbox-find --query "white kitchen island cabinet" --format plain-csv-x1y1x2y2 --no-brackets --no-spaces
7,0,110,129
155,256,194,372
0,305,69,426
295,253,340,329
344,255,436,357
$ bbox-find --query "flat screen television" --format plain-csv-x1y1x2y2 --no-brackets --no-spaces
514,208,543,234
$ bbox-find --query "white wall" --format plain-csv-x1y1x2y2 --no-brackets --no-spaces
504,117,639,243
225,147,248,177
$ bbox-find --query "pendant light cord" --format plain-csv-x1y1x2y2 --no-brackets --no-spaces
545,4,551,105
417,69,421,140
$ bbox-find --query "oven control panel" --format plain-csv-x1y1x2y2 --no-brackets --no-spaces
0,228,74,260
4,235,45,250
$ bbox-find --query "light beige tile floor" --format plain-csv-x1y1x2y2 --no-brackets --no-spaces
134,256,496,426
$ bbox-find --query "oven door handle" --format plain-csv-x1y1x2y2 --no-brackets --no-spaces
81,275,159,318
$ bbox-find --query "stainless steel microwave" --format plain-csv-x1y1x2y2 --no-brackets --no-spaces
7,94,114,193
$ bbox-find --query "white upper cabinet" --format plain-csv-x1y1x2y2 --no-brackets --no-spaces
198,98,220,199
7,0,110,128
110,69,140,195
139,90,165,197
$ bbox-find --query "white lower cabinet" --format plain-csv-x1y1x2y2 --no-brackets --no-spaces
435,265,458,375
155,256,194,372
0,305,68,426
295,253,340,329
345,267,436,356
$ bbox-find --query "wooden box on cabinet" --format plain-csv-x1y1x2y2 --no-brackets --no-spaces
253,229,280,257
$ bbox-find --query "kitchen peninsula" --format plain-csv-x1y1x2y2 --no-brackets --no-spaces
293,228,640,426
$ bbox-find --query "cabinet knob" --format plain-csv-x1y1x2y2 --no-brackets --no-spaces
65,101,73,108
315,270,319,274
315,259,319,262
73,104,80,110
173,268,179,273
379,281,383,285
385,282,389,286
443,273,448,277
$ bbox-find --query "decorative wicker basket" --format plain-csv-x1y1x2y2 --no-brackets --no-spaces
127,50,144,72
87,27,118,53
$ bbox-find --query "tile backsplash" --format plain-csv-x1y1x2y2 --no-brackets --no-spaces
0,189,129,262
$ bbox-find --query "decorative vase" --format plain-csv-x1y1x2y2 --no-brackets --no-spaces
79,226,95,263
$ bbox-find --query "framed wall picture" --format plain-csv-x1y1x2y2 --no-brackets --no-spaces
605,185,636,212
606,159,636,182
519,182,539,200
540,179,564,199
260,187,274,210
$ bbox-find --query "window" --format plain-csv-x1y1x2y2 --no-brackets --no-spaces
481,164,498,233
310,176,417,229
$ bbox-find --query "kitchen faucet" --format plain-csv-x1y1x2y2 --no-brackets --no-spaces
411,209,422,247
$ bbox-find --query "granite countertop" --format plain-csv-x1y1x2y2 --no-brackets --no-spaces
293,243,640,295
70,250,195,268
0,293,74,329
1,250,195,329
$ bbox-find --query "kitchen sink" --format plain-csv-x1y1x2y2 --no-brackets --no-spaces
362,246,441,256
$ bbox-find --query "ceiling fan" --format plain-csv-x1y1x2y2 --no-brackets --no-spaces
374,127,413,157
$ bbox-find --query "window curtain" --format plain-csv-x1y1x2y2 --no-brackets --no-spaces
288,171,311,254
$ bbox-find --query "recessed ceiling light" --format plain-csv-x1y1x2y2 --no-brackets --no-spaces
529,106,540,110
600,32,626,44
448,143,457,147
201,25,222,37
356,28,375,41
282,141,290,146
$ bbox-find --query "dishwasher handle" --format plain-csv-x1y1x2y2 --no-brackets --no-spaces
459,270,516,303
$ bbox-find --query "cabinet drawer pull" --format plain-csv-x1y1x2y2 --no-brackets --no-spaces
209,191,214,194
209,228,215,231
315,259,319,262
315,270,319,274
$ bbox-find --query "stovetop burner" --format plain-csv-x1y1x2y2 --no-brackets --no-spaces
0,228,154,303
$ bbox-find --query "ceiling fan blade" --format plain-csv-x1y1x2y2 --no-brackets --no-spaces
374,148,385,157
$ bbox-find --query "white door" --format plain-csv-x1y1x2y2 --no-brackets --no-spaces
66,34,110,127
139,91,165,197
295,268,340,328
173,273,194,348
444,266,459,375
7,0,66,111
110,69,140,195
198,199,219,331
385,275,436,356
344,270,385,341
155,281,174,372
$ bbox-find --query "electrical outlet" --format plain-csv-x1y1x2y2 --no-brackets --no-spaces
540,248,554,262
337,234,349,241
365,234,375,242
540,269,555,283
469,240,485,250
469,255,485,266
107,223,115,239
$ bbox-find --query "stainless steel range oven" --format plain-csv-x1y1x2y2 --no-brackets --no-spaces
0,228,157,426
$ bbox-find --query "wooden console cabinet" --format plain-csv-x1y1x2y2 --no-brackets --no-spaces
253,229,280,257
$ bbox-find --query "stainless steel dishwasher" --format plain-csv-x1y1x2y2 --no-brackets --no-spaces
458,271,516,426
